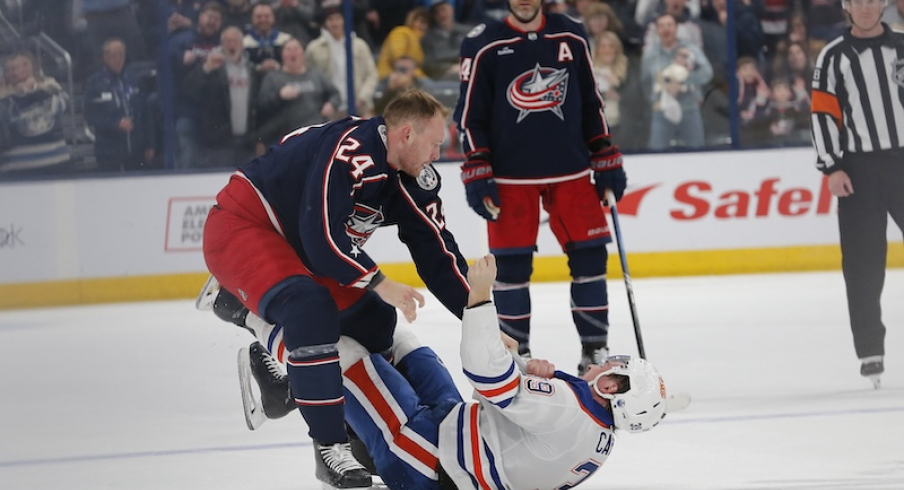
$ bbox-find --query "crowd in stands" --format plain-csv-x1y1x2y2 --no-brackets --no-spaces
1,0,898,176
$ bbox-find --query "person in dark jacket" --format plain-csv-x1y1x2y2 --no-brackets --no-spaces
185,26,260,167
84,38,156,171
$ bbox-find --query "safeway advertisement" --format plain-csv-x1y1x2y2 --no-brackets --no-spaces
534,147,843,254
427,147,848,256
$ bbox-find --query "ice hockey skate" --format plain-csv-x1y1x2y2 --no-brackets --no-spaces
314,441,373,489
860,356,884,389
577,344,609,376
237,342,294,430
195,275,220,311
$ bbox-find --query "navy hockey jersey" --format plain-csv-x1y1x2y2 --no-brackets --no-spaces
239,117,470,317
454,14,610,181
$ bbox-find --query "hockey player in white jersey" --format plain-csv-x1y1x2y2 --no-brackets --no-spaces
337,254,667,490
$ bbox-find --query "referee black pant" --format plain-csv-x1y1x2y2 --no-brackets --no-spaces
838,151,904,359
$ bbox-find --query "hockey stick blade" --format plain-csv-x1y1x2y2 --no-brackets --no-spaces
237,345,268,430
666,392,692,413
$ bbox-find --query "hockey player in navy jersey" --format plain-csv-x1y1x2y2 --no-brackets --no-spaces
201,89,470,488
454,0,628,374
338,254,666,490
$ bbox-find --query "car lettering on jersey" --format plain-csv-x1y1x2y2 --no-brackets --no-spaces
507,64,569,122
525,377,555,396
596,432,613,455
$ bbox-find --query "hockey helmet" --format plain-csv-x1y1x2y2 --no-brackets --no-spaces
591,356,667,433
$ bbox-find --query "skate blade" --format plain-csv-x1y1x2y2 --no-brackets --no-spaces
321,482,388,489
238,346,268,430
666,391,692,413
195,275,220,311
868,374,881,390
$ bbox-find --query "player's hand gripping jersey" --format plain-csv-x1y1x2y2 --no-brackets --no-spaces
454,14,610,181
238,117,469,316
439,304,617,489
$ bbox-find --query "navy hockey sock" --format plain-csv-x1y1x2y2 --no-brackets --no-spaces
568,247,610,345
287,344,348,444
494,254,533,347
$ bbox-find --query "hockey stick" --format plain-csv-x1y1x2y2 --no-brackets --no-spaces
605,190,691,413
605,190,645,358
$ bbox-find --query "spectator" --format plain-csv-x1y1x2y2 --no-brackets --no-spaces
736,56,769,127
636,0,702,27
883,0,904,30
582,2,624,55
567,0,602,18
168,0,223,168
641,13,712,149
642,0,703,49
254,38,341,154
700,0,765,87
84,38,156,172
592,31,629,136
185,26,259,168
544,0,569,14
757,0,796,56
804,0,849,42
274,0,319,47
221,0,254,33
771,40,812,106
785,12,827,61
366,0,417,46
377,7,430,79
305,4,379,117
374,56,428,114
80,0,148,67
421,0,470,81
163,0,204,35
458,0,510,25
243,2,293,73
0,51,70,174
759,78,809,143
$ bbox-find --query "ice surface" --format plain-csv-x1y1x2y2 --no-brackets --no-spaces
1,270,902,489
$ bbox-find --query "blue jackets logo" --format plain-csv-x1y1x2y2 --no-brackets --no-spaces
506,64,569,122
345,203,384,248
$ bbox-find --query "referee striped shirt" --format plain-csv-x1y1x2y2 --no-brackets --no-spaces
810,24,904,173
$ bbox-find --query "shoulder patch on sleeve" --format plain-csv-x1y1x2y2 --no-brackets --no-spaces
416,164,439,190
467,23,486,38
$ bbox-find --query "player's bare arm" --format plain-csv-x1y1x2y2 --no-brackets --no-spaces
467,254,496,306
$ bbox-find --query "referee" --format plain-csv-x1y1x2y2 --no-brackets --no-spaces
810,0,904,389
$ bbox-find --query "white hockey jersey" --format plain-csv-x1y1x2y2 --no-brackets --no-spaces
438,304,617,490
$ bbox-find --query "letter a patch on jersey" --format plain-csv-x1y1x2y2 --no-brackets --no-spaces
506,64,569,123
557,41,574,62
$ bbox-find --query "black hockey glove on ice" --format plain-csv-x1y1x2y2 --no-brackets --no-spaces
589,137,626,204
460,149,500,221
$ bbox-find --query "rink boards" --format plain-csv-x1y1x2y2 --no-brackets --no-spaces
1,147,902,309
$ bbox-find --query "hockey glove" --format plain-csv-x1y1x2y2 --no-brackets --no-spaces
461,150,501,221
590,140,626,204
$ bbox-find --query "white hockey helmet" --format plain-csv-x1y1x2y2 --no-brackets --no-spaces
592,356,667,433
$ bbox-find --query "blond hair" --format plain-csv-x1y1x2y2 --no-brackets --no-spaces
593,32,628,83
382,89,450,129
